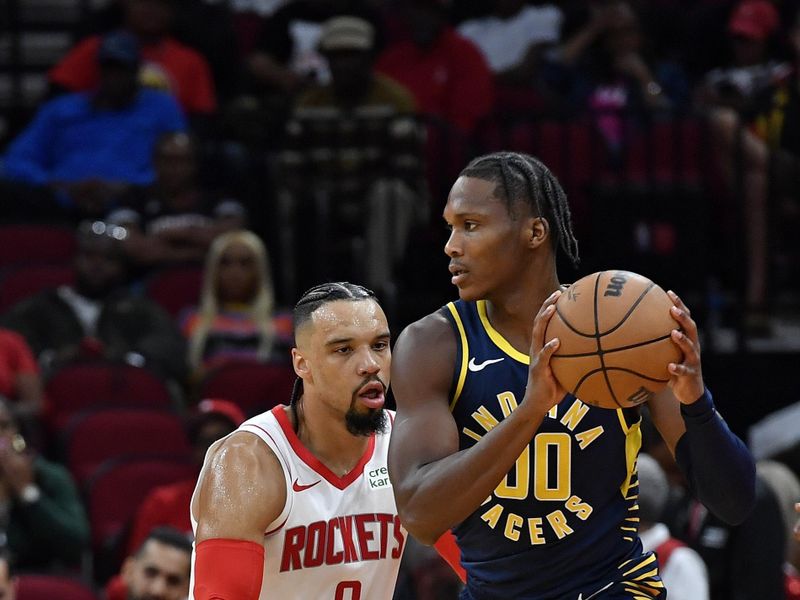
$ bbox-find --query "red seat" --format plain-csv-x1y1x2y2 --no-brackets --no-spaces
45,362,174,433
63,408,191,486
86,456,196,577
145,265,204,318
0,224,77,268
0,264,74,312
199,360,296,416
16,575,98,600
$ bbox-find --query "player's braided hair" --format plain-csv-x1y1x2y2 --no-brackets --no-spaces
289,282,377,428
460,151,580,268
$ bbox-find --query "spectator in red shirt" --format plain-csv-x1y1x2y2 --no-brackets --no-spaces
49,0,216,117
0,330,43,421
125,398,245,554
375,0,493,135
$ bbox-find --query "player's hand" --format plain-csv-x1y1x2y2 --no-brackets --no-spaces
524,290,566,416
666,290,705,404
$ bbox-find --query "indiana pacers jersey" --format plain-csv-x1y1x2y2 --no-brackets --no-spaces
443,300,664,600
189,405,405,600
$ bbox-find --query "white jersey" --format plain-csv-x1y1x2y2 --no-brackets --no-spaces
190,405,405,600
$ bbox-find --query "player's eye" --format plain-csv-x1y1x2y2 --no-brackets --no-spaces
335,346,352,354
464,221,478,232
373,341,389,351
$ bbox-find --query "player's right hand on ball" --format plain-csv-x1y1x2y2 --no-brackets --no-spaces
524,290,566,416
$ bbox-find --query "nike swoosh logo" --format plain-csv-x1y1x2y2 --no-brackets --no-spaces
292,478,321,492
468,357,505,372
577,581,614,600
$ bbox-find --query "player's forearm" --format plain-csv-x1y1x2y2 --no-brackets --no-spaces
675,389,756,525
394,406,547,544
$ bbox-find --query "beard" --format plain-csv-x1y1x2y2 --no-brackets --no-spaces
345,376,388,436
345,406,387,436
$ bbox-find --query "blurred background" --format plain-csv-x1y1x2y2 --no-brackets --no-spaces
0,0,799,599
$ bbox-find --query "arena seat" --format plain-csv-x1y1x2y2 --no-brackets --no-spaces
0,263,74,312
144,264,204,318
15,574,98,600
45,361,174,432
199,360,296,416
62,408,191,486
0,224,76,268
85,455,196,581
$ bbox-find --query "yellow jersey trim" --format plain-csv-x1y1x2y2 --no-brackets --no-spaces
476,300,530,365
446,302,469,411
619,418,643,498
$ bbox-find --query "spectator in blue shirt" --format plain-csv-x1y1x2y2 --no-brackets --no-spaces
0,31,186,221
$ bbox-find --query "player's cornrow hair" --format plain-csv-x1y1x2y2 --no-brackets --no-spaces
460,152,580,267
289,282,377,425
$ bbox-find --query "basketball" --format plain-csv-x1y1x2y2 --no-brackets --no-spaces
544,270,682,409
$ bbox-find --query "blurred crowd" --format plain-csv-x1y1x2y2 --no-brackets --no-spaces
0,0,799,599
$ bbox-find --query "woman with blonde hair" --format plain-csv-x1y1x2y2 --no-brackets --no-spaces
182,230,290,375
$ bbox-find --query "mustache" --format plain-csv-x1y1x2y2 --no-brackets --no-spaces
352,374,387,397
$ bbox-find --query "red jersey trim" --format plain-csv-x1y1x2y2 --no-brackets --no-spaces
271,405,376,491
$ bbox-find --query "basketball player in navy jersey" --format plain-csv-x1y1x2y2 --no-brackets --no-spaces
388,152,756,599
190,283,406,599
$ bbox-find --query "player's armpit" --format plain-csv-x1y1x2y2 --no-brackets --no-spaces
193,538,264,600
193,431,286,544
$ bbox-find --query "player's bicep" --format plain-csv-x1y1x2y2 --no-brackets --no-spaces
389,316,460,481
194,432,286,544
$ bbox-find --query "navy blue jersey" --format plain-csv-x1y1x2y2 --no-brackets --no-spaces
443,300,664,600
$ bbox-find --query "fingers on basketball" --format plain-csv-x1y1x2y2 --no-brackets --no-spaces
544,271,683,409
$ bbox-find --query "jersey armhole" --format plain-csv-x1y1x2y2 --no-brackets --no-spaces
442,303,468,411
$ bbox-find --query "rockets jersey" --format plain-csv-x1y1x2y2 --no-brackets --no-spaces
190,405,405,600
444,300,662,600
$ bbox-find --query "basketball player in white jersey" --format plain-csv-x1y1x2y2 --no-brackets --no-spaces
190,282,404,599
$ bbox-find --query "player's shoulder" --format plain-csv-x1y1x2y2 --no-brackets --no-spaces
395,307,455,355
392,308,456,396
205,429,281,476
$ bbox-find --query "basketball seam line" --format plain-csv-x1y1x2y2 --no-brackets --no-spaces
552,333,673,358
592,273,620,408
554,281,657,338
573,367,670,387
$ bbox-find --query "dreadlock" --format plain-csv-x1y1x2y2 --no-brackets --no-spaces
460,151,580,268
290,282,377,429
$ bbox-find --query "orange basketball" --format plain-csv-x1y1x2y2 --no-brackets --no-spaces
544,270,682,409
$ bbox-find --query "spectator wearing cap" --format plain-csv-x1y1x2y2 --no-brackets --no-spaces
296,16,415,112
376,0,494,134
124,399,245,555
282,17,426,296
700,0,792,336
0,223,186,382
697,0,787,114
637,453,709,600
106,132,248,272
49,0,216,117
0,31,185,222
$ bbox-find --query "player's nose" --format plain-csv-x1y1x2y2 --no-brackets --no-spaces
357,350,381,375
444,230,462,257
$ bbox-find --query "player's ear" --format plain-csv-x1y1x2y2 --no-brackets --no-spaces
527,216,549,249
292,348,310,381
